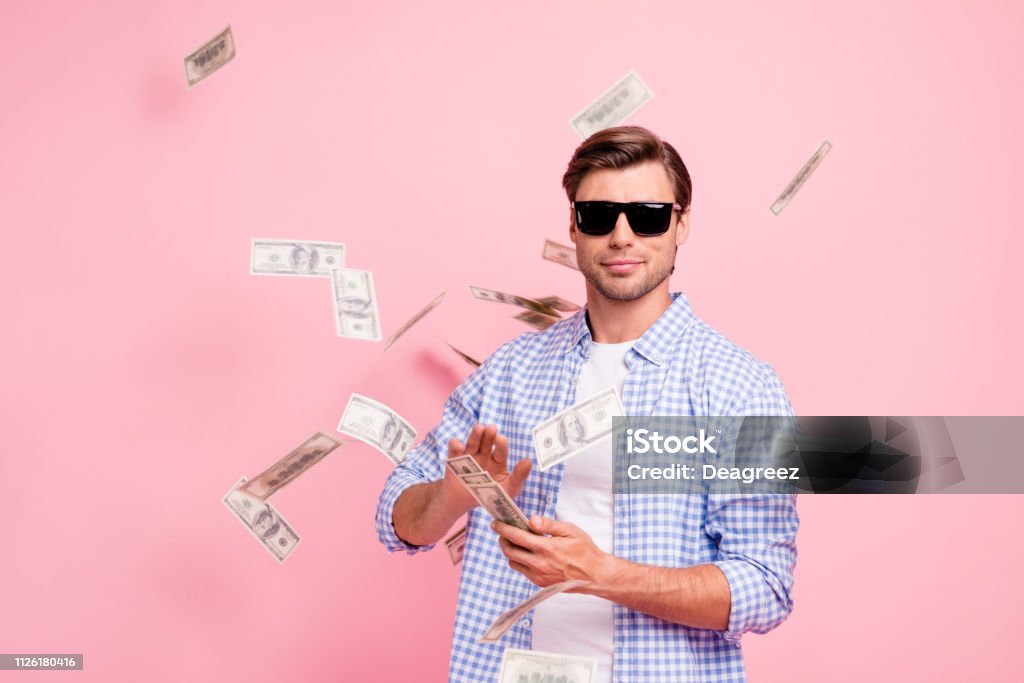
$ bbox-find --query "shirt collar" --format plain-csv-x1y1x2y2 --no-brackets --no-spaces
562,292,697,366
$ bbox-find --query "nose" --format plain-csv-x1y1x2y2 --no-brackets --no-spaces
608,209,634,248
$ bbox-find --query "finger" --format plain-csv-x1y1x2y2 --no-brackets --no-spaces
530,515,577,537
477,424,497,461
498,537,537,566
446,438,465,459
508,560,532,576
505,459,533,498
492,433,509,466
491,519,544,552
463,424,485,455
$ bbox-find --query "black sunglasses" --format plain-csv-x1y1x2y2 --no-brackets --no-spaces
571,201,683,236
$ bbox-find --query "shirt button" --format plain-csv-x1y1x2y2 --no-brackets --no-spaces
652,353,661,362
522,619,531,629
546,494,554,505
570,377,578,385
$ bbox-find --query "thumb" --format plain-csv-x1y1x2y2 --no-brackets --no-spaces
505,458,532,498
529,515,576,537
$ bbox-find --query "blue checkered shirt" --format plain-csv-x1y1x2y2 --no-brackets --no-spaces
375,292,798,682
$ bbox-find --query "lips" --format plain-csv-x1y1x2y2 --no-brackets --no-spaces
602,258,643,274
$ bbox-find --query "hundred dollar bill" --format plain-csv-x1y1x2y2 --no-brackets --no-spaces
469,285,559,317
770,140,832,215
533,386,625,471
383,291,445,352
498,649,597,683
515,310,561,331
542,239,580,271
467,482,535,534
446,454,485,477
480,579,589,643
184,26,237,88
223,476,300,563
569,69,653,139
535,295,581,313
250,239,346,277
445,525,468,565
446,342,482,368
331,268,382,341
239,432,342,501
337,393,416,465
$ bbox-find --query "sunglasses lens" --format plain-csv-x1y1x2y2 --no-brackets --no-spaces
574,203,618,235
627,203,673,235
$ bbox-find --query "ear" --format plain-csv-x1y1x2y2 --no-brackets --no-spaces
675,209,691,247
568,206,577,245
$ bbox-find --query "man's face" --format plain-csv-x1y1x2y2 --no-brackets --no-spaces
570,160,689,302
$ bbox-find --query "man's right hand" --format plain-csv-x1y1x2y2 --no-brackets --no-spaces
442,424,532,512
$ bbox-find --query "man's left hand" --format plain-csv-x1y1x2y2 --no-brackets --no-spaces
491,516,613,591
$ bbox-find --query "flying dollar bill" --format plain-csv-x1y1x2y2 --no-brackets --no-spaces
383,291,445,352
770,140,832,215
469,285,559,317
515,310,560,331
534,295,581,313
446,342,482,369
498,649,597,683
331,268,382,341
337,393,416,465
569,70,653,139
445,525,467,565
184,26,236,88
481,580,589,643
533,386,625,471
542,239,580,271
223,476,300,563
250,239,346,277
239,432,342,501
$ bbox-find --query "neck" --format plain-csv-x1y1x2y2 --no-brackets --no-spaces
584,283,672,343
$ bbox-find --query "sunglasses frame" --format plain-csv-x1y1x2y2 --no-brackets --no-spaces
570,200,684,236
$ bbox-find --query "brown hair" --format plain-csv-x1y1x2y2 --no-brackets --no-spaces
561,125,692,211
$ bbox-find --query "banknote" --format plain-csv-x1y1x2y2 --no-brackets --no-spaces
337,394,416,465
469,286,559,317
446,454,485,477
446,343,482,368
770,140,832,215
238,432,342,500
331,268,382,341
498,649,597,683
533,387,625,471
535,295,581,313
569,70,654,139
445,525,468,565
480,579,589,643
184,26,237,88
383,291,445,352
542,239,580,271
250,239,346,277
515,310,561,331
467,482,534,534
223,476,300,563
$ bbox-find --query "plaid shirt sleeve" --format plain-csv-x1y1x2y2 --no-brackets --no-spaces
708,366,799,643
373,343,510,555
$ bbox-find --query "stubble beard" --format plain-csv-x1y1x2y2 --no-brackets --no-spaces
578,245,677,302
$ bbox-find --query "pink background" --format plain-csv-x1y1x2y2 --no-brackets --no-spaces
2,0,1022,680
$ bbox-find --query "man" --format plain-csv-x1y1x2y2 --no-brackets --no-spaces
375,125,797,682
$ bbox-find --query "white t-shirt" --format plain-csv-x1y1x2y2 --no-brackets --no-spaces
531,339,635,683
